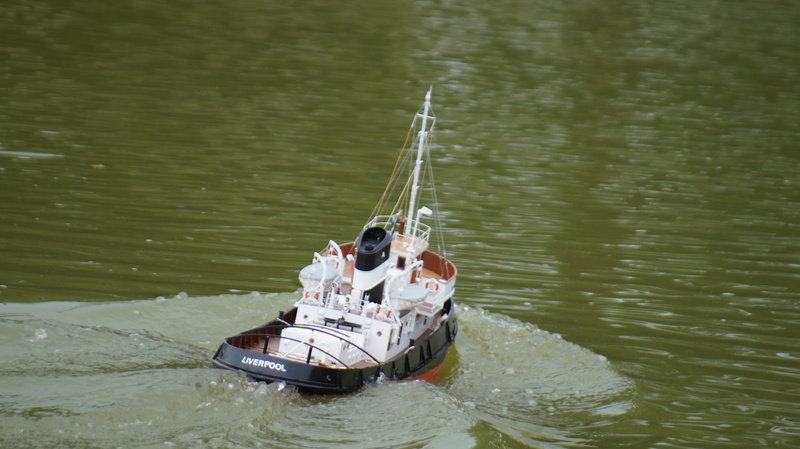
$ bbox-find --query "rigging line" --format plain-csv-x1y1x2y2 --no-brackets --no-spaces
421,124,451,278
397,171,414,215
377,146,414,220
384,158,413,215
373,124,415,218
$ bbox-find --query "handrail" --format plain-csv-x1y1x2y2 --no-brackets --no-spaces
234,325,381,367
367,215,430,241
270,335,351,367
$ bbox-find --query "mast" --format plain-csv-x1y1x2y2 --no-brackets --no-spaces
407,88,434,237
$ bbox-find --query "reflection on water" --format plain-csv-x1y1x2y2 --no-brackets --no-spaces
0,295,629,448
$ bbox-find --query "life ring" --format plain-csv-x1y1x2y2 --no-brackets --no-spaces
426,280,440,292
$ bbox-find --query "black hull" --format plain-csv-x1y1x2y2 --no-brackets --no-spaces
212,308,458,394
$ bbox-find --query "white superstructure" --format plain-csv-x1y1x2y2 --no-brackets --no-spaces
278,89,457,367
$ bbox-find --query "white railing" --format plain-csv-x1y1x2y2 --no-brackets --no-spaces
366,215,431,242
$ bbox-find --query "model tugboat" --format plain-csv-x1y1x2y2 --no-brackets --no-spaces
212,90,458,393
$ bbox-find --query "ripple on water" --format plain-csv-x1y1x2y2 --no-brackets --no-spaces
442,305,634,445
0,296,633,449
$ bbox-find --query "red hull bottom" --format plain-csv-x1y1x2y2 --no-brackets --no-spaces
412,361,444,382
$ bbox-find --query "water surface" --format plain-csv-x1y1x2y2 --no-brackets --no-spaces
1,0,799,447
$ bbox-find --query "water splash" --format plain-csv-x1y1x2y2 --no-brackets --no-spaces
442,305,633,446
0,295,632,448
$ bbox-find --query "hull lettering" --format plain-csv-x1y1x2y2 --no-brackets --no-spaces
241,356,287,372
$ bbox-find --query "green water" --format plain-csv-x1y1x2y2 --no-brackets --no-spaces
2,0,799,447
